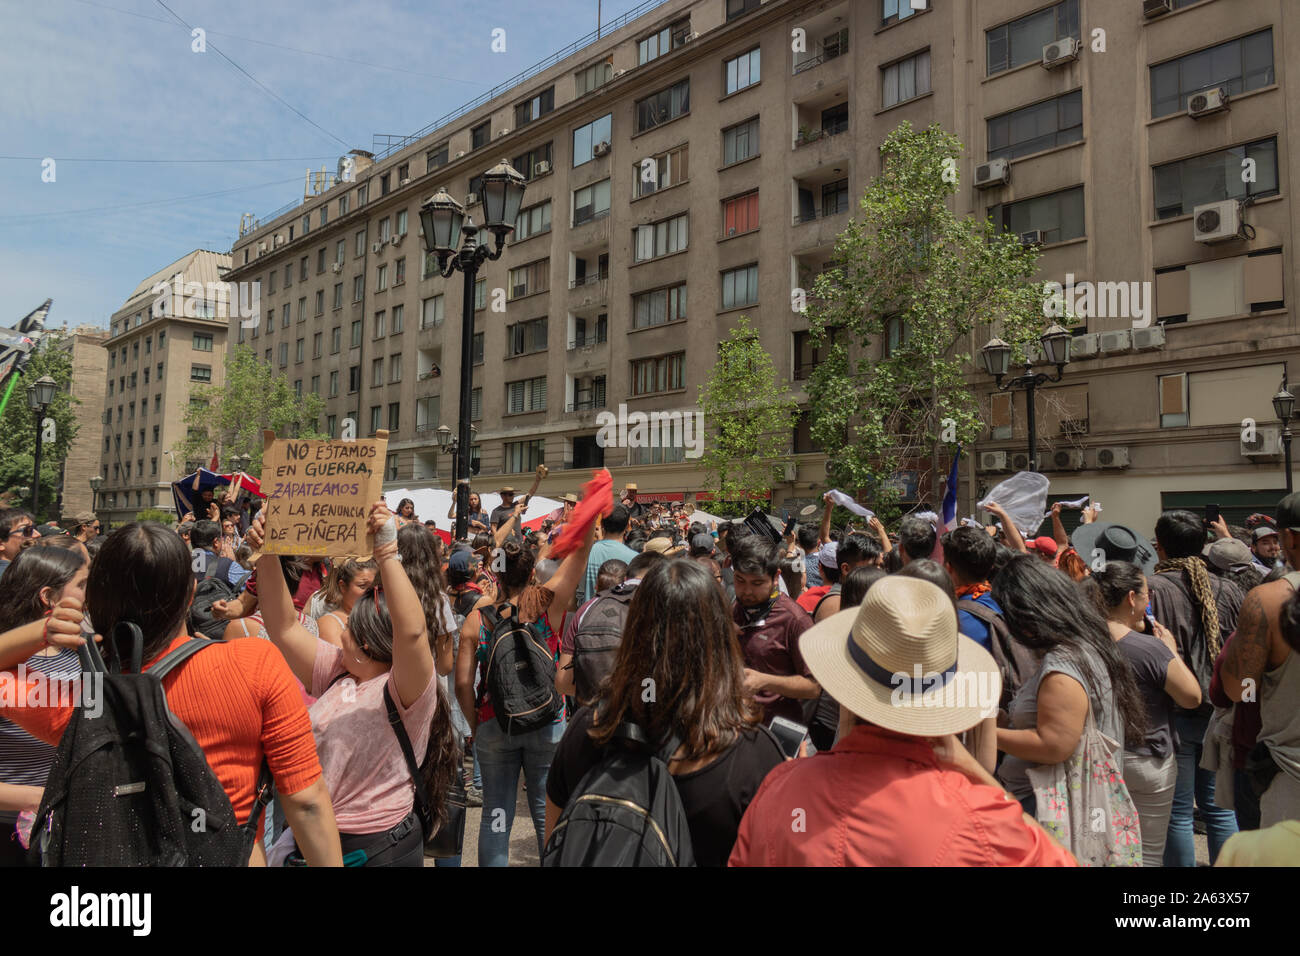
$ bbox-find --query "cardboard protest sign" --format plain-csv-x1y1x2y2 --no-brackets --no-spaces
259,429,388,559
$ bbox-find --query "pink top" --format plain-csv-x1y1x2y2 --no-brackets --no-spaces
309,641,438,834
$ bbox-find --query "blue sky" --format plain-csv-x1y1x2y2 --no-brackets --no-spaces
0,0,650,331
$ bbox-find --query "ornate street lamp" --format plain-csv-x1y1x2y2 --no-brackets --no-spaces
978,327,1072,472
26,375,57,516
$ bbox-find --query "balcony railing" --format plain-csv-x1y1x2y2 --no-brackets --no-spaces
795,119,849,147
566,396,607,412
793,198,850,225
793,40,849,76
568,276,609,307
568,330,608,349
569,272,610,289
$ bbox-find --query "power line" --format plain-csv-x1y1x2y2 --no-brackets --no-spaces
152,0,350,150
0,155,338,164
0,176,303,221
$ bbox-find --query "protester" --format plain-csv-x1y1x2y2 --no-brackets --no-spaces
0,522,342,866
397,524,456,677
801,534,879,623
70,512,99,544
0,510,37,581
896,559,956,602
1247,517,1282,575
1148,509,1243,865
1086,561,1202,867
190,519,251,588
730,576,1075,866
941,527,1003,654
395,498,417,524
447,491,489,534
579,504,636,605
896,515,937,566
312,559,379,647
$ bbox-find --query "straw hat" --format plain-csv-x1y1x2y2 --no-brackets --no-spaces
799,576,1000,736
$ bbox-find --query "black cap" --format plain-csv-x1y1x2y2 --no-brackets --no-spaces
1276,492,1300,531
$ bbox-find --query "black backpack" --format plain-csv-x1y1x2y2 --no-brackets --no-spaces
29,624,272,867
189,556,240,640
480,602,561,735
542,722,695,867
572,584,637,704
957,598,1043,714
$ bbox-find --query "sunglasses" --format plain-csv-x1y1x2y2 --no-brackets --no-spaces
7,525,37,538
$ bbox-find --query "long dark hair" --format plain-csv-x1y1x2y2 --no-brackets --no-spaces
398,524,453,649
992,554,1147,747
1085,561,1146,618
88,522,194,663
0,546,87,632
589,558,758,759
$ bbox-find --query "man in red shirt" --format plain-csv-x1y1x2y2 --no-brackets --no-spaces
730,576,1076,867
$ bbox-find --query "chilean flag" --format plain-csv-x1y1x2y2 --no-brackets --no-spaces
941,445,962,533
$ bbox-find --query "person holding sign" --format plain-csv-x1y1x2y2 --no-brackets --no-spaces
250,501,459,868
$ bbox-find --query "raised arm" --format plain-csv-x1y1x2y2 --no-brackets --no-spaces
542,521,597,613
493,501,526,548
868,515,892,555
819,493,834,547
246,515,319,688
369,502,434,709
0,599,88,670
522,464,548,508
986,502,1027,554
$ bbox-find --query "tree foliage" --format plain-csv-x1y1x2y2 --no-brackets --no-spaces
173,345,326,475
0,332,80,519
805,122,1051,513
697,316,799,505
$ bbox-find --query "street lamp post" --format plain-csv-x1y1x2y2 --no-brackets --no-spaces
26,375,57,518
90,474,104,515
979,326,1073,472
1272,374,1295,495
421,159,527,541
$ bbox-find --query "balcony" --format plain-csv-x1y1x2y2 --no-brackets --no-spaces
566,396,607,412
568,329,608,349
795,117,849,148
791,5,849,76
568,275,608,309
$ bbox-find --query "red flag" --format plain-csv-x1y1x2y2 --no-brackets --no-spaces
209,447,219,472
550,469,613,559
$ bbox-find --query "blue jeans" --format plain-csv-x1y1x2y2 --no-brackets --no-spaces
1164,712,1238,866
474,717,564,867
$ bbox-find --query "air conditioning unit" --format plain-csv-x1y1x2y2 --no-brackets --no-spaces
466,193,480,206
274,235,285,247
973,158,1010,189
331,262,343,274
1131,325,1165,351
390,234,403,246
400,177,411,186
1188,87,1229,119
1019,230,1045,247
781,462,797,482
727,227,737,236
1011,452,1031,472
1194,200,1242,243
1042,37,1080,69
1143,0,1173,17
1060,418,1089,436
686,31,700,41
1095,446,1131,469
1098,329,1132,354
593,141,611,157
978,451,1008,472
456,150,466,158
1051,449,1085,470
1071,333,1099,358
372,241,384,254
534,160,551,176
613,69,627,78
1242,425,1282,457
496,128,511,139
257,241,267,256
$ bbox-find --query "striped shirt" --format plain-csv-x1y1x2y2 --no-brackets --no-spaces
0,647,81,827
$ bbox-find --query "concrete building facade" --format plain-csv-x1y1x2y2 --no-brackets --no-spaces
54,326,109,521
223,0,1299,531
100,250,231,525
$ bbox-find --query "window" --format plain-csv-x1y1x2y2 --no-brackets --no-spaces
987,0,1079,76
320,205,328,227
310,375,320,396
988,90,1083,161
471,121,491,150
468,174,486,202
513,143,554,182
339,194,349,216
278,343,288,367
298,296,307,322
377,264,388,291
144,337,151,355
634,213,689,261
573,180,611,225
883,50,931,107
282,304,290,328
422,295,444,329
507,317,548,357
726,0,761,21
396,210,408,236
294,379,303,399
315,289,324,315
882,0,921,25
721,264,759,309
576,60,612,96
353,275,365,302
300,257,309,282
723,192,759,236
191,364,211,382
349,365,361,392
883,315,908,358
378,217,392,242
390,354,402,383
509,259,549,299
505,439,546,473
471,387,483,420
1155,249,1284,323
514,200,552,241
1153,138,1278,219
268,271,276,294
317,248,327,273
265,348,272,363
1151,29,1273,118
1160,372,1188,428
636,80,690,133
725,47,761,95
358,183,368,205
329,370,339,396
507,376,548,413
474,278,486,311
821,179,849,217
331,327,341,353
626,436,685,466
631,352,686,395
572,313,608,346
296,338,305,363
370,406,382,434
313,332,322,358
355,230,366,257
989,186,1085,244
192,332,213,351
572,114,613,167
632,283,687,329
380,173,391,197
388,403,400,431
632,144,689,198
793,329,839,380
427,141,449,171
372,357,384,387
374,310,386,339
723,117,759,166
333,283,343,309
351,320,363,347
514,87,555,127
326,414,337,437
472,332,484,365
639,18,690,65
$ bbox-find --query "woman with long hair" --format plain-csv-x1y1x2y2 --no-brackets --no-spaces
395,498,417,525
251,503,458,867
311,558,378,647
0,547,88,866
448,492,489,536
1084,561,1201,866
993,555,1148,825
397,525,455,677
543,558,786,866
0,522,341,866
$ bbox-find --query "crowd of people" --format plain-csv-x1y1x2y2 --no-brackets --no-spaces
0,473,1298,868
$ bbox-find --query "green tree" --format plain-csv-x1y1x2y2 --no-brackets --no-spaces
135,507,174,524
173,345,326,475
805,122,1050,516
697,316,799,507
0,332,80,519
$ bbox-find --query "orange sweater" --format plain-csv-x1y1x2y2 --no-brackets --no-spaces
1,635,322,824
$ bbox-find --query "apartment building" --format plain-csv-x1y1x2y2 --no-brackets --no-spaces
224,0,1300,529
53,326,109,520
100,250,231,524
